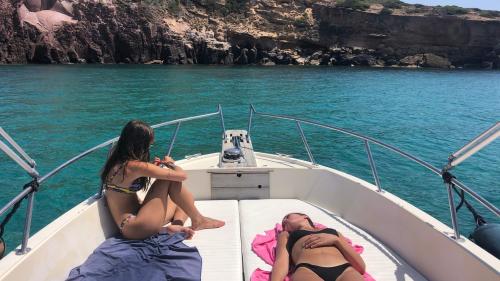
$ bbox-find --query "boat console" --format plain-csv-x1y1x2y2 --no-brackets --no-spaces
213,129,269,200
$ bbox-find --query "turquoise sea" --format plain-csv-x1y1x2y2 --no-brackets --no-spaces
0,65,499,254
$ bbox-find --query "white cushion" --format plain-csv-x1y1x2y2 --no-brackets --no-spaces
184,200,243,281
239,199,427,281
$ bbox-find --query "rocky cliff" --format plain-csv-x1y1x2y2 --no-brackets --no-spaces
1,0,499,68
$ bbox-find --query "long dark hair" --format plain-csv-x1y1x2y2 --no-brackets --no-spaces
100,120,154,189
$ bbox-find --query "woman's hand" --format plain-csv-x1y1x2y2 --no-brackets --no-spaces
153,156,175,166
163,156,175,164
164,224,195,240
277,231,289,244
154,157,162,166
302,233,339,249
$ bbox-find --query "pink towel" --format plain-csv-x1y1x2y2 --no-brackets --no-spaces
250,223,375,281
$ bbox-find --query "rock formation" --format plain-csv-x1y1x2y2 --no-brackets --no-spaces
1,0,499,68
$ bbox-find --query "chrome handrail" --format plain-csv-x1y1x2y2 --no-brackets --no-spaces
0,106,225,255
247,105,499,239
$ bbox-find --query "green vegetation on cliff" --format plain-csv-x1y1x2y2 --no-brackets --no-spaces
478,10,500,18
436,5,468,15
335,0,499,18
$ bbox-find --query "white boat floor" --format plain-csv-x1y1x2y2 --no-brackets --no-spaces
239,199,428,281
184,200,243,281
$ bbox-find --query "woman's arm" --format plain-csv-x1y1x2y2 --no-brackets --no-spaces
271,231,290,281
334,233,366,274
128,158,187,182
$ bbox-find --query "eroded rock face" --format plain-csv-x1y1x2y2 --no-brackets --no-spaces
1,0,499,68
313,3,500,69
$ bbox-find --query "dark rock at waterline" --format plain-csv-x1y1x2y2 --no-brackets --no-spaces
399,55,424,67
422,53,451,69
352,54,377,66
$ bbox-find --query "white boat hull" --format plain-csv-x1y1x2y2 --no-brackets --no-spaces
0,152,498,281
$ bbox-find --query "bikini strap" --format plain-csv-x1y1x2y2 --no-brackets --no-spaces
107,162,125,184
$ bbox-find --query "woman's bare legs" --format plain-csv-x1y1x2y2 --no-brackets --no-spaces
160,196,191,238
121,181,171,239
164,180,224,230
163,196,187,226
121,179,224,239
172,205,188,225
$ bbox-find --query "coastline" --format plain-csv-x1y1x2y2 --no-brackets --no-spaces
1,0,500,69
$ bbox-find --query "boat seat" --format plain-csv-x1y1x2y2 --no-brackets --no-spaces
239,199,428,281
184,200,243,281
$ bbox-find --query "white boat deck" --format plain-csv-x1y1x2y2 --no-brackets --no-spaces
183,200,242,281
1,153,496,281
185,199,427,281
239,199,427,281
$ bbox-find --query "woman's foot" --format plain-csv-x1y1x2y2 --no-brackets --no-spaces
191,216,225,230
164,224,195,240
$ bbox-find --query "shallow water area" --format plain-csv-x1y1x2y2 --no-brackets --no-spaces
0,65,499,253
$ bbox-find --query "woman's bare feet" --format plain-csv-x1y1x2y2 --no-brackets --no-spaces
191,216,225,230
164,224,195,240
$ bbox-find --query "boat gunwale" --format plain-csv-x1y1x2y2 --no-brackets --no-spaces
0,153,498,280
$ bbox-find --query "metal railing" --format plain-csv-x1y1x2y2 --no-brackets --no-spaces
0,106,225,255
1,103,497,255
247,105,499,239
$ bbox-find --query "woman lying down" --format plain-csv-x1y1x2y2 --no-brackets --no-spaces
271,213,366,281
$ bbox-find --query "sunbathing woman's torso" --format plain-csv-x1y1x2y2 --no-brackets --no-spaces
287,228,349,268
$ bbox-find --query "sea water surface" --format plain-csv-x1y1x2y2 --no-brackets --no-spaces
0,65,499,254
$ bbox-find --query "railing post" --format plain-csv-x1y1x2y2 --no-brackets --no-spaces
445,182,461,239
17,192,35,255
296,121,316,165
247,105,254,136
364,140,382,192
219,105,226,139
167,122,181,156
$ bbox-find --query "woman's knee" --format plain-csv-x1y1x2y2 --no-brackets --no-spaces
145,180,171,201
155,180,183,196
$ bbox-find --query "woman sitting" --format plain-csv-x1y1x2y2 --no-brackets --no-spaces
271,213,365,281
101,120,224,240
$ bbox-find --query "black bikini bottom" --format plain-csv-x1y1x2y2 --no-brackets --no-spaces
295,262,352,280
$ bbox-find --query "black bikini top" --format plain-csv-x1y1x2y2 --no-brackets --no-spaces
286,228,339,253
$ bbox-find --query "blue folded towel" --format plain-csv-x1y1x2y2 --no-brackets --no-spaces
67,232,201,281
